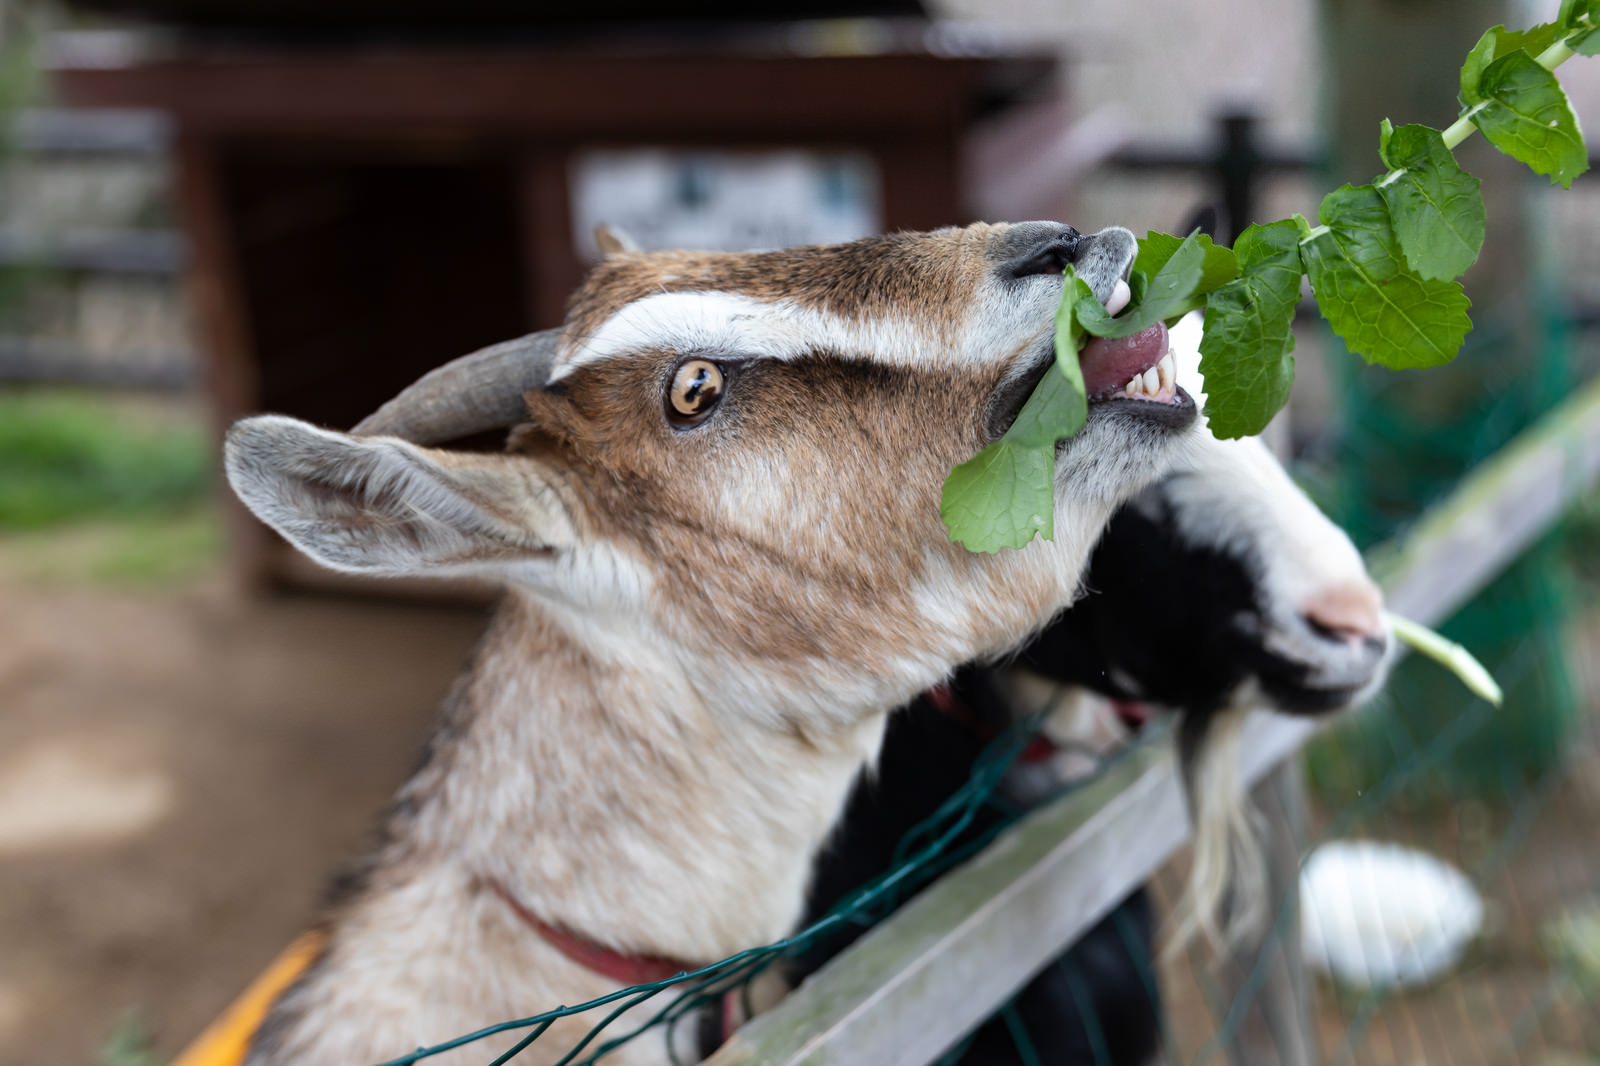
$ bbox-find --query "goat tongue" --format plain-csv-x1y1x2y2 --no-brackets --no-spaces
1080,323,1169,400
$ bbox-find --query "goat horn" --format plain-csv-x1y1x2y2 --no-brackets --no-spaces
351,329,562,444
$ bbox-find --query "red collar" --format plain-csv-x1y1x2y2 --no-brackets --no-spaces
486,877,747,1053
486,877,690,987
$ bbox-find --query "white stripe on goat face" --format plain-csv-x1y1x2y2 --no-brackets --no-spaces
550,285,1059,383
548,224,1078,380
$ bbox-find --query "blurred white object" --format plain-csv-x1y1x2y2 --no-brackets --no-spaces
1300,840,1484,988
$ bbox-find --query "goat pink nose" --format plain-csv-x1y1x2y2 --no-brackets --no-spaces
1304,582,1385,642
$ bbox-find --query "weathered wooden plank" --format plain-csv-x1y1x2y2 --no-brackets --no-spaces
707,371,1600,1066
707,739,1188,1066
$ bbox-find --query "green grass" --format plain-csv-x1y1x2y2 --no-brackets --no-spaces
98,1012,160,1066
2,506,222,585
0,389,211,529
0,389,222,585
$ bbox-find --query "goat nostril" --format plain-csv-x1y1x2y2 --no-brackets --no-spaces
1008,233,1083,279
1303,583,1386,645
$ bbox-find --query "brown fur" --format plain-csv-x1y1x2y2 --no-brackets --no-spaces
561,227,990,347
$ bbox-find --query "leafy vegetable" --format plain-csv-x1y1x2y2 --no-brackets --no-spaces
1561,0,1600,54
1376,121,1485,281
1460,23,1568,98
1131,231,1239,311
1195,220,1302,438
941,274,1096,552
1300,185,1472,370
940,434,1057,554
1466,49,1588,187
1049,272,1093,437
1073,231,1214,339
941,8,1595,553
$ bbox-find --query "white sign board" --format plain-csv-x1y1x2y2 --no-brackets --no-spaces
570,149,882,260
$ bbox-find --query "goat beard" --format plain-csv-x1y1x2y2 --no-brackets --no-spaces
1164,705,1269,959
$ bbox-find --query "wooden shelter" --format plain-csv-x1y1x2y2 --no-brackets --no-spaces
53,15,1055,589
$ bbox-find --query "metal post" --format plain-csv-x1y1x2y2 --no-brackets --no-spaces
1213,107,1262,244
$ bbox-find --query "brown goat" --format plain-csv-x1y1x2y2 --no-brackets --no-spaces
223,222,1200,1066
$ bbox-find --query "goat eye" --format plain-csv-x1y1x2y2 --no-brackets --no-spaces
666,359,725,426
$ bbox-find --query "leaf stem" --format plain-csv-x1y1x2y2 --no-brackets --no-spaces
1537,38,1578,71
1386,611,1504,706
1440,103,1489,152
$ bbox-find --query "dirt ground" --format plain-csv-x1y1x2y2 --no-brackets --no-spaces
0,555,486,1066
1,540,1596,1066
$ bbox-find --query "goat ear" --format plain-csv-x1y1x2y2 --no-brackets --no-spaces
224,415,576,577
593,223,640,255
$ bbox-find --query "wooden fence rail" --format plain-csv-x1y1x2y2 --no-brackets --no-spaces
705,374,1600,1066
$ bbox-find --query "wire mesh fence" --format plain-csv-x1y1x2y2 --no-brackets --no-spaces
1159,686,1600,1065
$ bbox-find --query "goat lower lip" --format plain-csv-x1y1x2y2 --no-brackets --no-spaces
1089,387,1196,428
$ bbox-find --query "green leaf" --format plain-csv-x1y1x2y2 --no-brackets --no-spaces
1572,26,1600,53
1197,220,1303,439
1501,20,1571,57
940,437,1056,554
941,320,1095,552
1559,0,1596,30
1075,230,1210,338
1303,184,1472,369
1461,23,1568,102
1010,356,1090,450
1375,123,1486,280
1461,27,1499,104
1470,50,1588,188
1127,268,1150,308
1133,230,1239,299
1560,0,1600,53
1049,273,1092,440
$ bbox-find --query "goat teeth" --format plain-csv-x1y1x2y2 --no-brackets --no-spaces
1157,354,1174,391
1125,378,1138,396
1142,367,1159,394
1105,278,1132,317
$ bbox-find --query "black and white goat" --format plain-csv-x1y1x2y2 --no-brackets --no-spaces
796,330,1391,1065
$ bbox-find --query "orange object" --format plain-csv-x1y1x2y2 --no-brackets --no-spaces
170,931,326,1066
